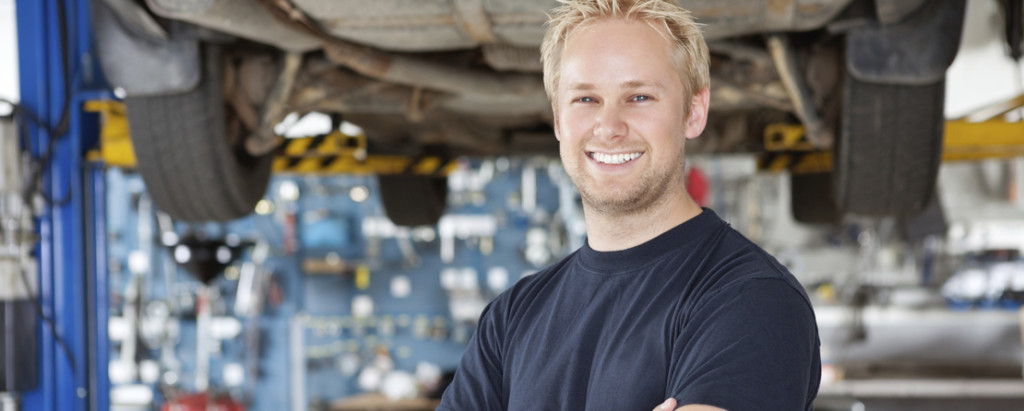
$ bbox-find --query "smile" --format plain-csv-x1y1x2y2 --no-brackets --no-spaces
588,151,644,165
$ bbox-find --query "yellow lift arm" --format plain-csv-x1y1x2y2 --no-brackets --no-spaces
760,93,1024,174
84,100,457,176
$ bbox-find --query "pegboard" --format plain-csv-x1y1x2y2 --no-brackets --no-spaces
104,156,580,410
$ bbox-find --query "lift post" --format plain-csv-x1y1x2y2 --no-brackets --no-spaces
14,0,111,410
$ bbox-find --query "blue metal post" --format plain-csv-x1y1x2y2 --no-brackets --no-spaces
17,1,58,409
16,0,108,409
87,162,110,411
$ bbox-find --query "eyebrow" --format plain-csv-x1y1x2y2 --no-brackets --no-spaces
568,82,595,91
566,80,664,91
621,80,664,90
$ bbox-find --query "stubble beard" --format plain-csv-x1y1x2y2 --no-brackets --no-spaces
566,151,686,219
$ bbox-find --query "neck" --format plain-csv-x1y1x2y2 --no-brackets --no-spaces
583,193,703,252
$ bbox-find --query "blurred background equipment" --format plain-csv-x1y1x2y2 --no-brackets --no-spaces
7,0,1024,411
0,94,37,404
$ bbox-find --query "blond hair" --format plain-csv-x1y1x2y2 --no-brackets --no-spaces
541,0,710,111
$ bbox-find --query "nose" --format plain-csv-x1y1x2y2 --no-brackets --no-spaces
593,104,627,140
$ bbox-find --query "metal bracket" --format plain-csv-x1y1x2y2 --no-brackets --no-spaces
245,52,304,156
767,34,834,149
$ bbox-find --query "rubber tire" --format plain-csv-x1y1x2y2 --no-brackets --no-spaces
377,175,448,227
835,72,945,217
125,46,273,222
791,172,841,224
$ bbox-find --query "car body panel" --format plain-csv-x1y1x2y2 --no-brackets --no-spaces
146,0,854,53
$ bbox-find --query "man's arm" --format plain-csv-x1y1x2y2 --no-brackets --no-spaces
653,398,725,411
436,302,505,410
663,277,820,409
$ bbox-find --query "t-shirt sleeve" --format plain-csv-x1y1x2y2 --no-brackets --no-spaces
667,277,821,410
437,300,505,410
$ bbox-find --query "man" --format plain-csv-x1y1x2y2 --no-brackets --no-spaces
438,0,821,409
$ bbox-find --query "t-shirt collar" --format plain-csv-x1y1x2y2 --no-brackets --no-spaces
577,208,722,274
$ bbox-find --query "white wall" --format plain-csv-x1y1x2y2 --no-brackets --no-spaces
0,0,16,100
946,0,1024,118
0,0,17,115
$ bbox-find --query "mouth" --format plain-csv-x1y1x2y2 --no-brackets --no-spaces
587,151,644,165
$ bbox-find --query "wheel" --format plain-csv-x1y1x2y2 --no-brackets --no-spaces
834,72,945,217
125,46,273,222
791,172,841,224
377,175,448,227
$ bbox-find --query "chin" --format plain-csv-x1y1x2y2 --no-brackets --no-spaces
581,188,654,216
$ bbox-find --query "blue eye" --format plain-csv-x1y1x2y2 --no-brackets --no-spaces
631,95,650,102
577,96,595,103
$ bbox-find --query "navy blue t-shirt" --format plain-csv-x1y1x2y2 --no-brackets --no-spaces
438,209,821,410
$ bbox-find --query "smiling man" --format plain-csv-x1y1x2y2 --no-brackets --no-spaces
437,1,821,410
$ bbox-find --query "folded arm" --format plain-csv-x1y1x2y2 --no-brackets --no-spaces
653,398,725,411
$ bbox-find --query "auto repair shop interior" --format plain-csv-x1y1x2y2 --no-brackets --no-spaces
3,0,1024,410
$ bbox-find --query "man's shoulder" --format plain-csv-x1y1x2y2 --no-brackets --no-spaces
711,225,792,276
682,227,818,342
694,226,811,305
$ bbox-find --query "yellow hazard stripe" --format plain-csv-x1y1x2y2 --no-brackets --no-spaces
279,131,367,158
764,124,815,152
272,155,457,176
790,152,832,175
759,152,832,175
411,157,442,175
282,137,314,157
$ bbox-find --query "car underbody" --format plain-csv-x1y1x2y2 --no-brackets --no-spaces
93,0,965,223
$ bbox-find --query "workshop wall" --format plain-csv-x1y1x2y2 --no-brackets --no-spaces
104,157,585,410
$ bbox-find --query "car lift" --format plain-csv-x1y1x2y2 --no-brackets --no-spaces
7,0,112,410
759,93,1024,174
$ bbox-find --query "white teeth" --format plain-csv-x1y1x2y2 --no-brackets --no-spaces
592,152,642,165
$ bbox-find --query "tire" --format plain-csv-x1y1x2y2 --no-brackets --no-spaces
125,46,273,222
791,172,841,224
377,175,448,227
835,72,945,217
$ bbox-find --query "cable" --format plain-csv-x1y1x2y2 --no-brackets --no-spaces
3,95,81,389
17,264,78,378
1,94,73,210
0,0,74,209
4,98,82,391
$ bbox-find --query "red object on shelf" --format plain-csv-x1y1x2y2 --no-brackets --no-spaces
283,211,297,254
686,166,709,207
161,392,245,411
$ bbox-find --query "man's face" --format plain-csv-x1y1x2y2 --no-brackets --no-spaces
553,18,706,216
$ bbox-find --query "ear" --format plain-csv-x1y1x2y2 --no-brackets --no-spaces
552,104,562,141
684,87,710,139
